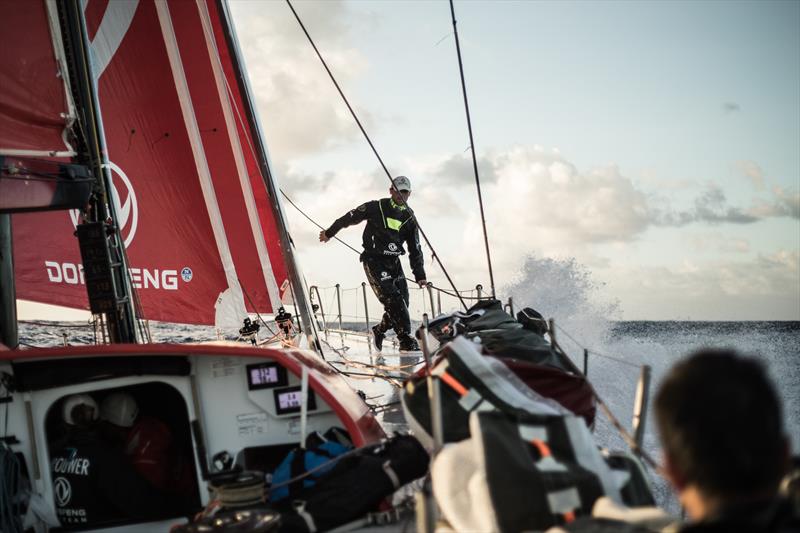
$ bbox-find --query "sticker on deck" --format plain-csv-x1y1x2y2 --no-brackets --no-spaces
211,358,241,379
237,412,269,437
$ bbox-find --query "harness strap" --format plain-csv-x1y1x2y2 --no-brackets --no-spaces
440,371,468,396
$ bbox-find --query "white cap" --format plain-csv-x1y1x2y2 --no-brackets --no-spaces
392,175,412,192
100,392,139,428
62,394,98,425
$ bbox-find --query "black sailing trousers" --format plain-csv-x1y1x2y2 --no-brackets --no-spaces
362,256,410,337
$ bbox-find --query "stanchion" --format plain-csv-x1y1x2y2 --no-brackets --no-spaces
309,286,328,341
361,282,371,354
632,365,651,450
335,283,344,344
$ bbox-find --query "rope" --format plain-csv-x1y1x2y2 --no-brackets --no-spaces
554,324,641,369
239,280,279,338
550,339,658,468
280,189,490,305
285,0,468,311
280,190,361,255
448,0,496,299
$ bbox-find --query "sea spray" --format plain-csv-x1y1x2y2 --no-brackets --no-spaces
503,254,683,510
502,254,621,350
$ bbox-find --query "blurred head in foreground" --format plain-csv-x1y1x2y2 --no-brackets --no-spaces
654,348,789,521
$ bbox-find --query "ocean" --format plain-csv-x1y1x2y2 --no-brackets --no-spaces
17,318,800,513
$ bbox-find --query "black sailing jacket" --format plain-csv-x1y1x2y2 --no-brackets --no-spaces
50,428,168,529
325,198,426,282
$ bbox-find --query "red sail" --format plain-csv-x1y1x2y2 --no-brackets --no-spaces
0,0,75,157
9,0,290,325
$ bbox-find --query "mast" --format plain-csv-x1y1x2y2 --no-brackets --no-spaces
215,0,321,350
59,0,138,343
0,215,16,349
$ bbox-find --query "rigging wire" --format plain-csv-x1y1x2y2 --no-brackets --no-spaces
448,0,496,300
280,188,486,302
280,190,361,255
284,0,468,311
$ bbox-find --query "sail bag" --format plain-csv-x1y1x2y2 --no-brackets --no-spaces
276,434,429,533
433,410,621,531
401,335,573,449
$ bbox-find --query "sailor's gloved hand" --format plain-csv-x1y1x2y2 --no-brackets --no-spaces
319,230,330,243
417,279,428,288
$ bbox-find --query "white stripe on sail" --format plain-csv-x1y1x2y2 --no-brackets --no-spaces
87,0,139,80
45,0,79,156
154,0,247,316
195,0,282,309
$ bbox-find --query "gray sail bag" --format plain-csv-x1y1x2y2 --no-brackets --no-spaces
433,410,622,532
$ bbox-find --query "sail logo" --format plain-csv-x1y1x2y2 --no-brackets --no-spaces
44,262,182,291
54,477,72,506
70,161,139,248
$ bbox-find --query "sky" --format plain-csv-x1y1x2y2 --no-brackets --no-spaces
226,0,800,321
16,0,800,322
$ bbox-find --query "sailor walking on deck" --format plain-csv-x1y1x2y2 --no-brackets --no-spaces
319,176,427,351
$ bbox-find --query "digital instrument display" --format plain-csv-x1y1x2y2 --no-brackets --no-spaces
246,362,288,390
273,386,316,415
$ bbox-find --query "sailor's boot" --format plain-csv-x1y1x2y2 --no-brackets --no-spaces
398,334,419,352
371,324,386,351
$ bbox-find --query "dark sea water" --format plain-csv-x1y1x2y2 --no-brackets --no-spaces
17,319,800,513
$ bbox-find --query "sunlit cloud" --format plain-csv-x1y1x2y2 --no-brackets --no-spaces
605,250,800,320
231,1,370,161
737,160,765,190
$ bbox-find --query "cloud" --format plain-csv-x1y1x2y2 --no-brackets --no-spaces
433,153,497,184
737,160,765,189
230,1,371,161
687,232,750,254
650,184,800,226
487,145,649,242
750,186,800,219
606,250,800,319
723,102,741,113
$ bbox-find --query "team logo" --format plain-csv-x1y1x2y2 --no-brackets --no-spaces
69,161,138,248
181,267,193,282
387,243,398,252
54,477,72,507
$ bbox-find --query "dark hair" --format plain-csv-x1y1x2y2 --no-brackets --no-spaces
654,349,786,499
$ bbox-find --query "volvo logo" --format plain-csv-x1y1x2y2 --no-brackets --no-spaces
70,161,139,248
54,477,72,507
